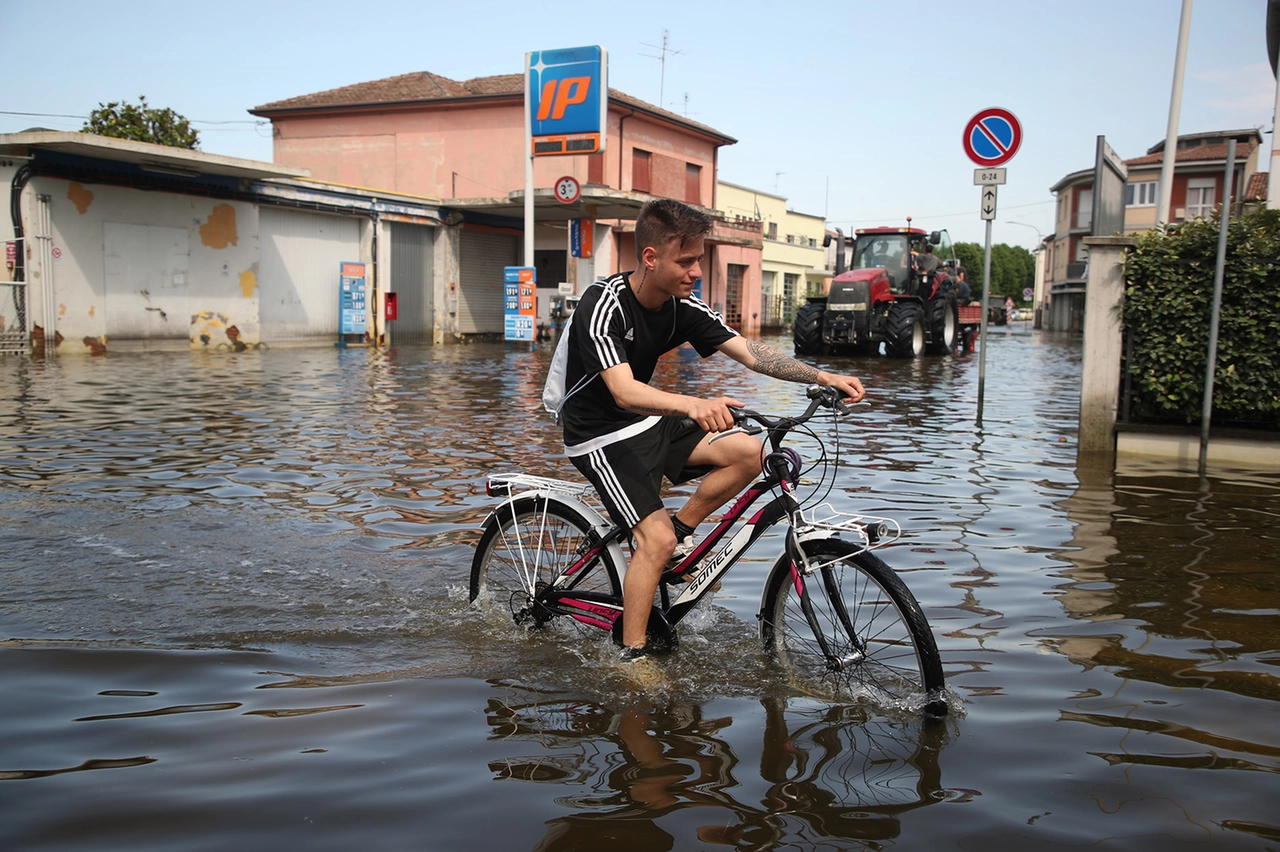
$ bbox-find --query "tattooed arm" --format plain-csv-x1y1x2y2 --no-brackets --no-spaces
718,338,866,403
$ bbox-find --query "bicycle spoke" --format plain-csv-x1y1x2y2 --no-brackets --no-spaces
471,498,623,627
762,541,945,714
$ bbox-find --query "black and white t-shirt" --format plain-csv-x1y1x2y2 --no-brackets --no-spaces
561,271,737,457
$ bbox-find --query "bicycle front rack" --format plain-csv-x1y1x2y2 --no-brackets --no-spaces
800,503,902,551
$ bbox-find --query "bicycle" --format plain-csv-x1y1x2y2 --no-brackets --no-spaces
469,386,948,720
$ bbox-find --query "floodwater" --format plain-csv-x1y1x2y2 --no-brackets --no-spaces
1,328,1277,851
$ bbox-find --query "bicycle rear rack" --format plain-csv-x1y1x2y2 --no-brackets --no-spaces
486,472,594,500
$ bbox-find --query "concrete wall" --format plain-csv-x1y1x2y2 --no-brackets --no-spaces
15,175,266,354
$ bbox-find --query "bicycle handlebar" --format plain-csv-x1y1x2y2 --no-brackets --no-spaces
700,386,858,445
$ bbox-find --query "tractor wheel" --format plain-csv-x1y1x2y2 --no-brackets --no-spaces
885,302,926,358
926,296,959,354
793,302,826,356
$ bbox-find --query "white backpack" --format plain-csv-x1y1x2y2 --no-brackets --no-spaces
542,282,603,424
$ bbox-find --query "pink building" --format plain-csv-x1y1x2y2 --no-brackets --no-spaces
251,71,764,338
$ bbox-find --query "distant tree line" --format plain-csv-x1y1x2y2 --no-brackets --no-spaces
953,242,1036,301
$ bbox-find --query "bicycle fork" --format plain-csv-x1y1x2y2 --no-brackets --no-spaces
784,524,869,671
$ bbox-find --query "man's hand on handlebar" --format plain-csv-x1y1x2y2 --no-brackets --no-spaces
815,371,866,405
686,396,745,433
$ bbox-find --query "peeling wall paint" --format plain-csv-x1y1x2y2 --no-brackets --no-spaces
199,204,238,249
191,309,229,347
67,182,94,214
238,268,257,298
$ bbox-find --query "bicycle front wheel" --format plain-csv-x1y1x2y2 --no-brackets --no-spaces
470,496,624,625
760,539,947,718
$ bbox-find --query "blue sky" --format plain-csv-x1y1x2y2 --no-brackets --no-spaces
2,0,1274,248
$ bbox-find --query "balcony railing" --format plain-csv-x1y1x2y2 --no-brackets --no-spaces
1066,262,1087,280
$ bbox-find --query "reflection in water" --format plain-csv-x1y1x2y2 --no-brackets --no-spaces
484,686,949,851
1054,465,1280,801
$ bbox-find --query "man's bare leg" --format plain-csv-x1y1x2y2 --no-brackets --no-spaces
672,432,761,529
622,433,761,650
622,508,677,649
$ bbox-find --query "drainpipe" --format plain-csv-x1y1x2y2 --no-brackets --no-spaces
9,164,31,291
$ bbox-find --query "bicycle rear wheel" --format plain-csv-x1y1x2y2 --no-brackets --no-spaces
760,539,947,718
470,496,623,626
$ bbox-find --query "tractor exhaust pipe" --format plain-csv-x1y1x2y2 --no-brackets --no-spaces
827,227,845,276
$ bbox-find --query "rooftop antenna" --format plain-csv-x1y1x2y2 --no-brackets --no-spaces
640,29,684,108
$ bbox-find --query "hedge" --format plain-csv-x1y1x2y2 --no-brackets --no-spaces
1122,208,1280,429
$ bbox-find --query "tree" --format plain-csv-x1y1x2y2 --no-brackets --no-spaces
953,242,1035,300
83,96,199,149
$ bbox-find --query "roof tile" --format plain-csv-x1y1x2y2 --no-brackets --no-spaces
252,71,735,143
1124,141,1257,167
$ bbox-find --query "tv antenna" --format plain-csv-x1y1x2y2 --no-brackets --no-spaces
640,29,685,109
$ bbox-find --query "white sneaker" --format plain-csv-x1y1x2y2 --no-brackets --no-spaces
669,536,696,566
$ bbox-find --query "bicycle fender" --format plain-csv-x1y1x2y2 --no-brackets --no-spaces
755,528,848,617
507,488,630,577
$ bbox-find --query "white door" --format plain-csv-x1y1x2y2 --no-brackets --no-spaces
103,223,190,341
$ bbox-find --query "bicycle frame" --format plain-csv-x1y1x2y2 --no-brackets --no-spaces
493,453,894,638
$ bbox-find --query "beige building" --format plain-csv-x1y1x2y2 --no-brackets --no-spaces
1046,128,1265,333
1120,129,1263,233
716,181,827,330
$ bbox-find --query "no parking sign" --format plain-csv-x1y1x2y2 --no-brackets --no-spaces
963,108,1023,167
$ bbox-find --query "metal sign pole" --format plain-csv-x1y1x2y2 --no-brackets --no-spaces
1198,138,1237,473
977,216,993,427
523,54,535,268
963,108,1021,428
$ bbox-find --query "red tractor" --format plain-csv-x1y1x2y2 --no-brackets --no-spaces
794,226,978,358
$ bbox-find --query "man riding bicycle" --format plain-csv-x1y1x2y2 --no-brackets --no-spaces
558,199,866,660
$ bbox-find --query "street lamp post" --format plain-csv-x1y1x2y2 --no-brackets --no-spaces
1007,221,1048,328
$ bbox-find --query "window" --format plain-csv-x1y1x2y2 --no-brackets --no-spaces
726,264,746,329
767,222,778,240
780,272,799,324
1185,177,1216,220
1075,188,1092,230
631,149,651,193
684,163,701,204
587,153,604,186
1125,180,1158,207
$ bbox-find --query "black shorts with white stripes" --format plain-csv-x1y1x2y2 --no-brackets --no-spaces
569,417,709,531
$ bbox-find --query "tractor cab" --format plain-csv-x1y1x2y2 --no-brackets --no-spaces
851,232,914,293
849,228,956,295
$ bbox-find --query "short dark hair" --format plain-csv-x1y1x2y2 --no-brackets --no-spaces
635,199,711,262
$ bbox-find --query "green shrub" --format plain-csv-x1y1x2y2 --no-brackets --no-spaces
1122,208,1280,428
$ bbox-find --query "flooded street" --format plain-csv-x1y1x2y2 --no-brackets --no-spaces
2,329,1278,851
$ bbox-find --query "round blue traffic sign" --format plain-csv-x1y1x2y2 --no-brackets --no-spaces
963,108,1023,167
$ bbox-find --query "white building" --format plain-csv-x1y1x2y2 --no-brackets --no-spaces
2,132,444,355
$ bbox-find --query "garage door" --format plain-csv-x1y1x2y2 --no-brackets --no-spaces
389,221,435,344
259,207,362,342
458,229,519,335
